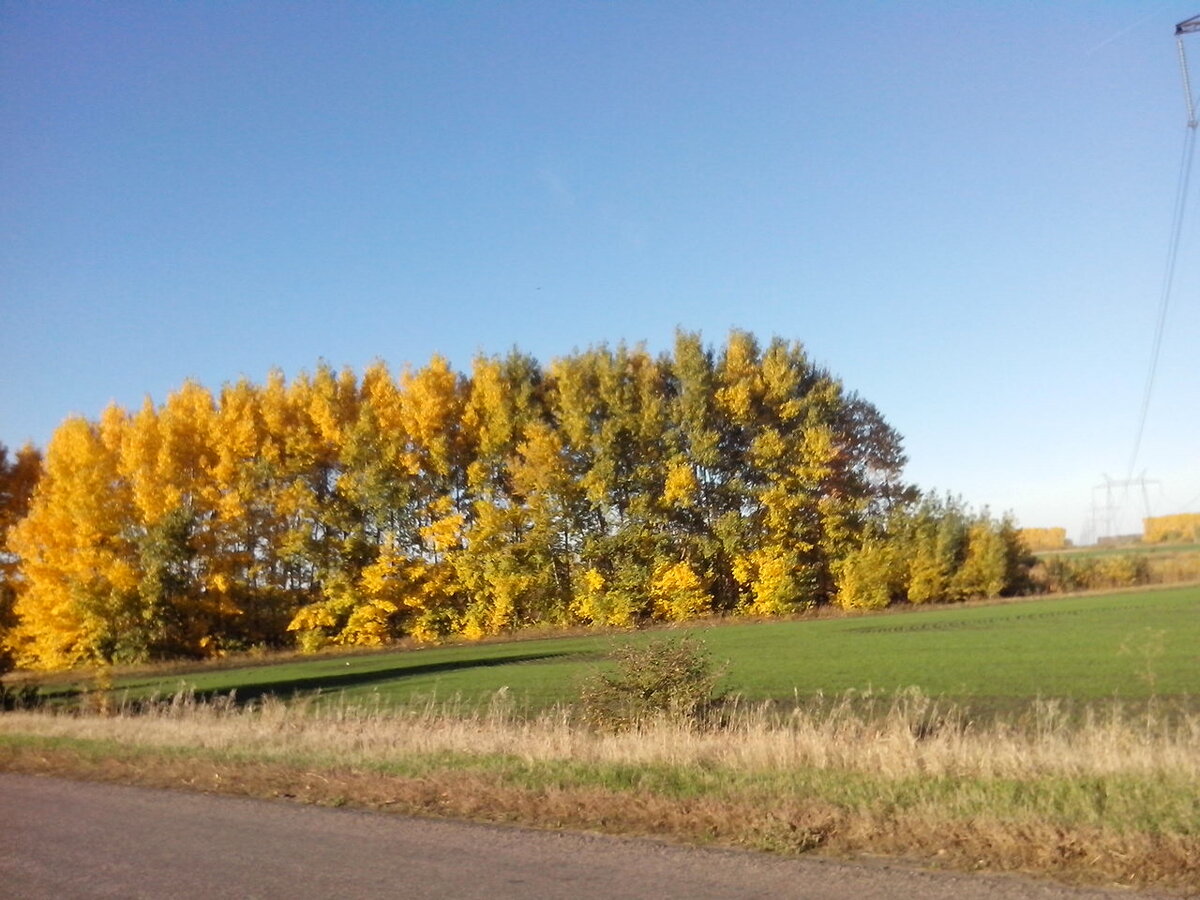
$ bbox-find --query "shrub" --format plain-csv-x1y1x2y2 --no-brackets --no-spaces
1029,554,1151,593
579,635,724,732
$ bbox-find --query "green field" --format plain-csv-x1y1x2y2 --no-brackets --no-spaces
27,585,1200,714
1037,541,1200,559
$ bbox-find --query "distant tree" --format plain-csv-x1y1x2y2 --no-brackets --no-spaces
1018,527,1068,552
1143,514,1200,544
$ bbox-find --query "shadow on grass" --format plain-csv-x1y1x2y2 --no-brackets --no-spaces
186,651,570,705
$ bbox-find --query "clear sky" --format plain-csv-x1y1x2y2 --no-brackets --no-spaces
2,1,1198,542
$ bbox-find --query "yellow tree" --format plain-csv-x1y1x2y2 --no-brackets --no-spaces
341,361,414,542
953,515,1020,600
458,421,573,637
287,534,452,648
715,329,765,432
455,500,531,638
305,363,367,595
291,357,469,648
399,354,467,489
121,382,224,657
206,377,303,650
272,365,405,648
253,369,340,606
1143,515,1200,544
397,355,470,636
456,351,552,637
7,415,140,667
463,351,542,494
551,345,684,625
834,540,903,610
905,524,950,604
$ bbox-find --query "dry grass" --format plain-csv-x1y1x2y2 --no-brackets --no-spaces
4,689,1196,782
2,691,1198,892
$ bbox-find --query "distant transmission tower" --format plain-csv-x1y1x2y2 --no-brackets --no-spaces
1089,473,1160,542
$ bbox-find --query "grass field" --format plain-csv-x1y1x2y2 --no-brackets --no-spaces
18,584,1200,717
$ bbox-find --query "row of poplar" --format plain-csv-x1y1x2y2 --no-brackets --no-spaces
1,332,1025,670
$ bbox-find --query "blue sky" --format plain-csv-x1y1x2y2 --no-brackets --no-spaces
3,1,1198,542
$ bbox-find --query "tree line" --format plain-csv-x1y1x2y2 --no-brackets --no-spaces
1,332,1027,670
1143,514,1200,544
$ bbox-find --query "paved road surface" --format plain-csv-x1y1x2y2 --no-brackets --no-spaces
0,773,1160,899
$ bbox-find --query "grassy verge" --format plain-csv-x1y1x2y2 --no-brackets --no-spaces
2,691,1197,892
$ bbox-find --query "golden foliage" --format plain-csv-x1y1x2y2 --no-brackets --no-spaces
649,561,710,621
7,418,138,668
735,547,808,617
661,458,698,508
834,541,902,610
1019,527,1068,552
1,332,929,668
1143,513,1200,544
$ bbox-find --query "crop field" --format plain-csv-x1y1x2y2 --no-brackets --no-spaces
22,584,1200,716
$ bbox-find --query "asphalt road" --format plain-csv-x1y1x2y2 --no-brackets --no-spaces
0,773,1162,900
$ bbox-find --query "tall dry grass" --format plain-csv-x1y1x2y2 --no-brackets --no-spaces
3,688,1196,784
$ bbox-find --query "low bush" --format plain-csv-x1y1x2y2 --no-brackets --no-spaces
579,636,724,732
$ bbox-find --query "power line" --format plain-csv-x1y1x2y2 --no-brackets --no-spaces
1123,17,1199,484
